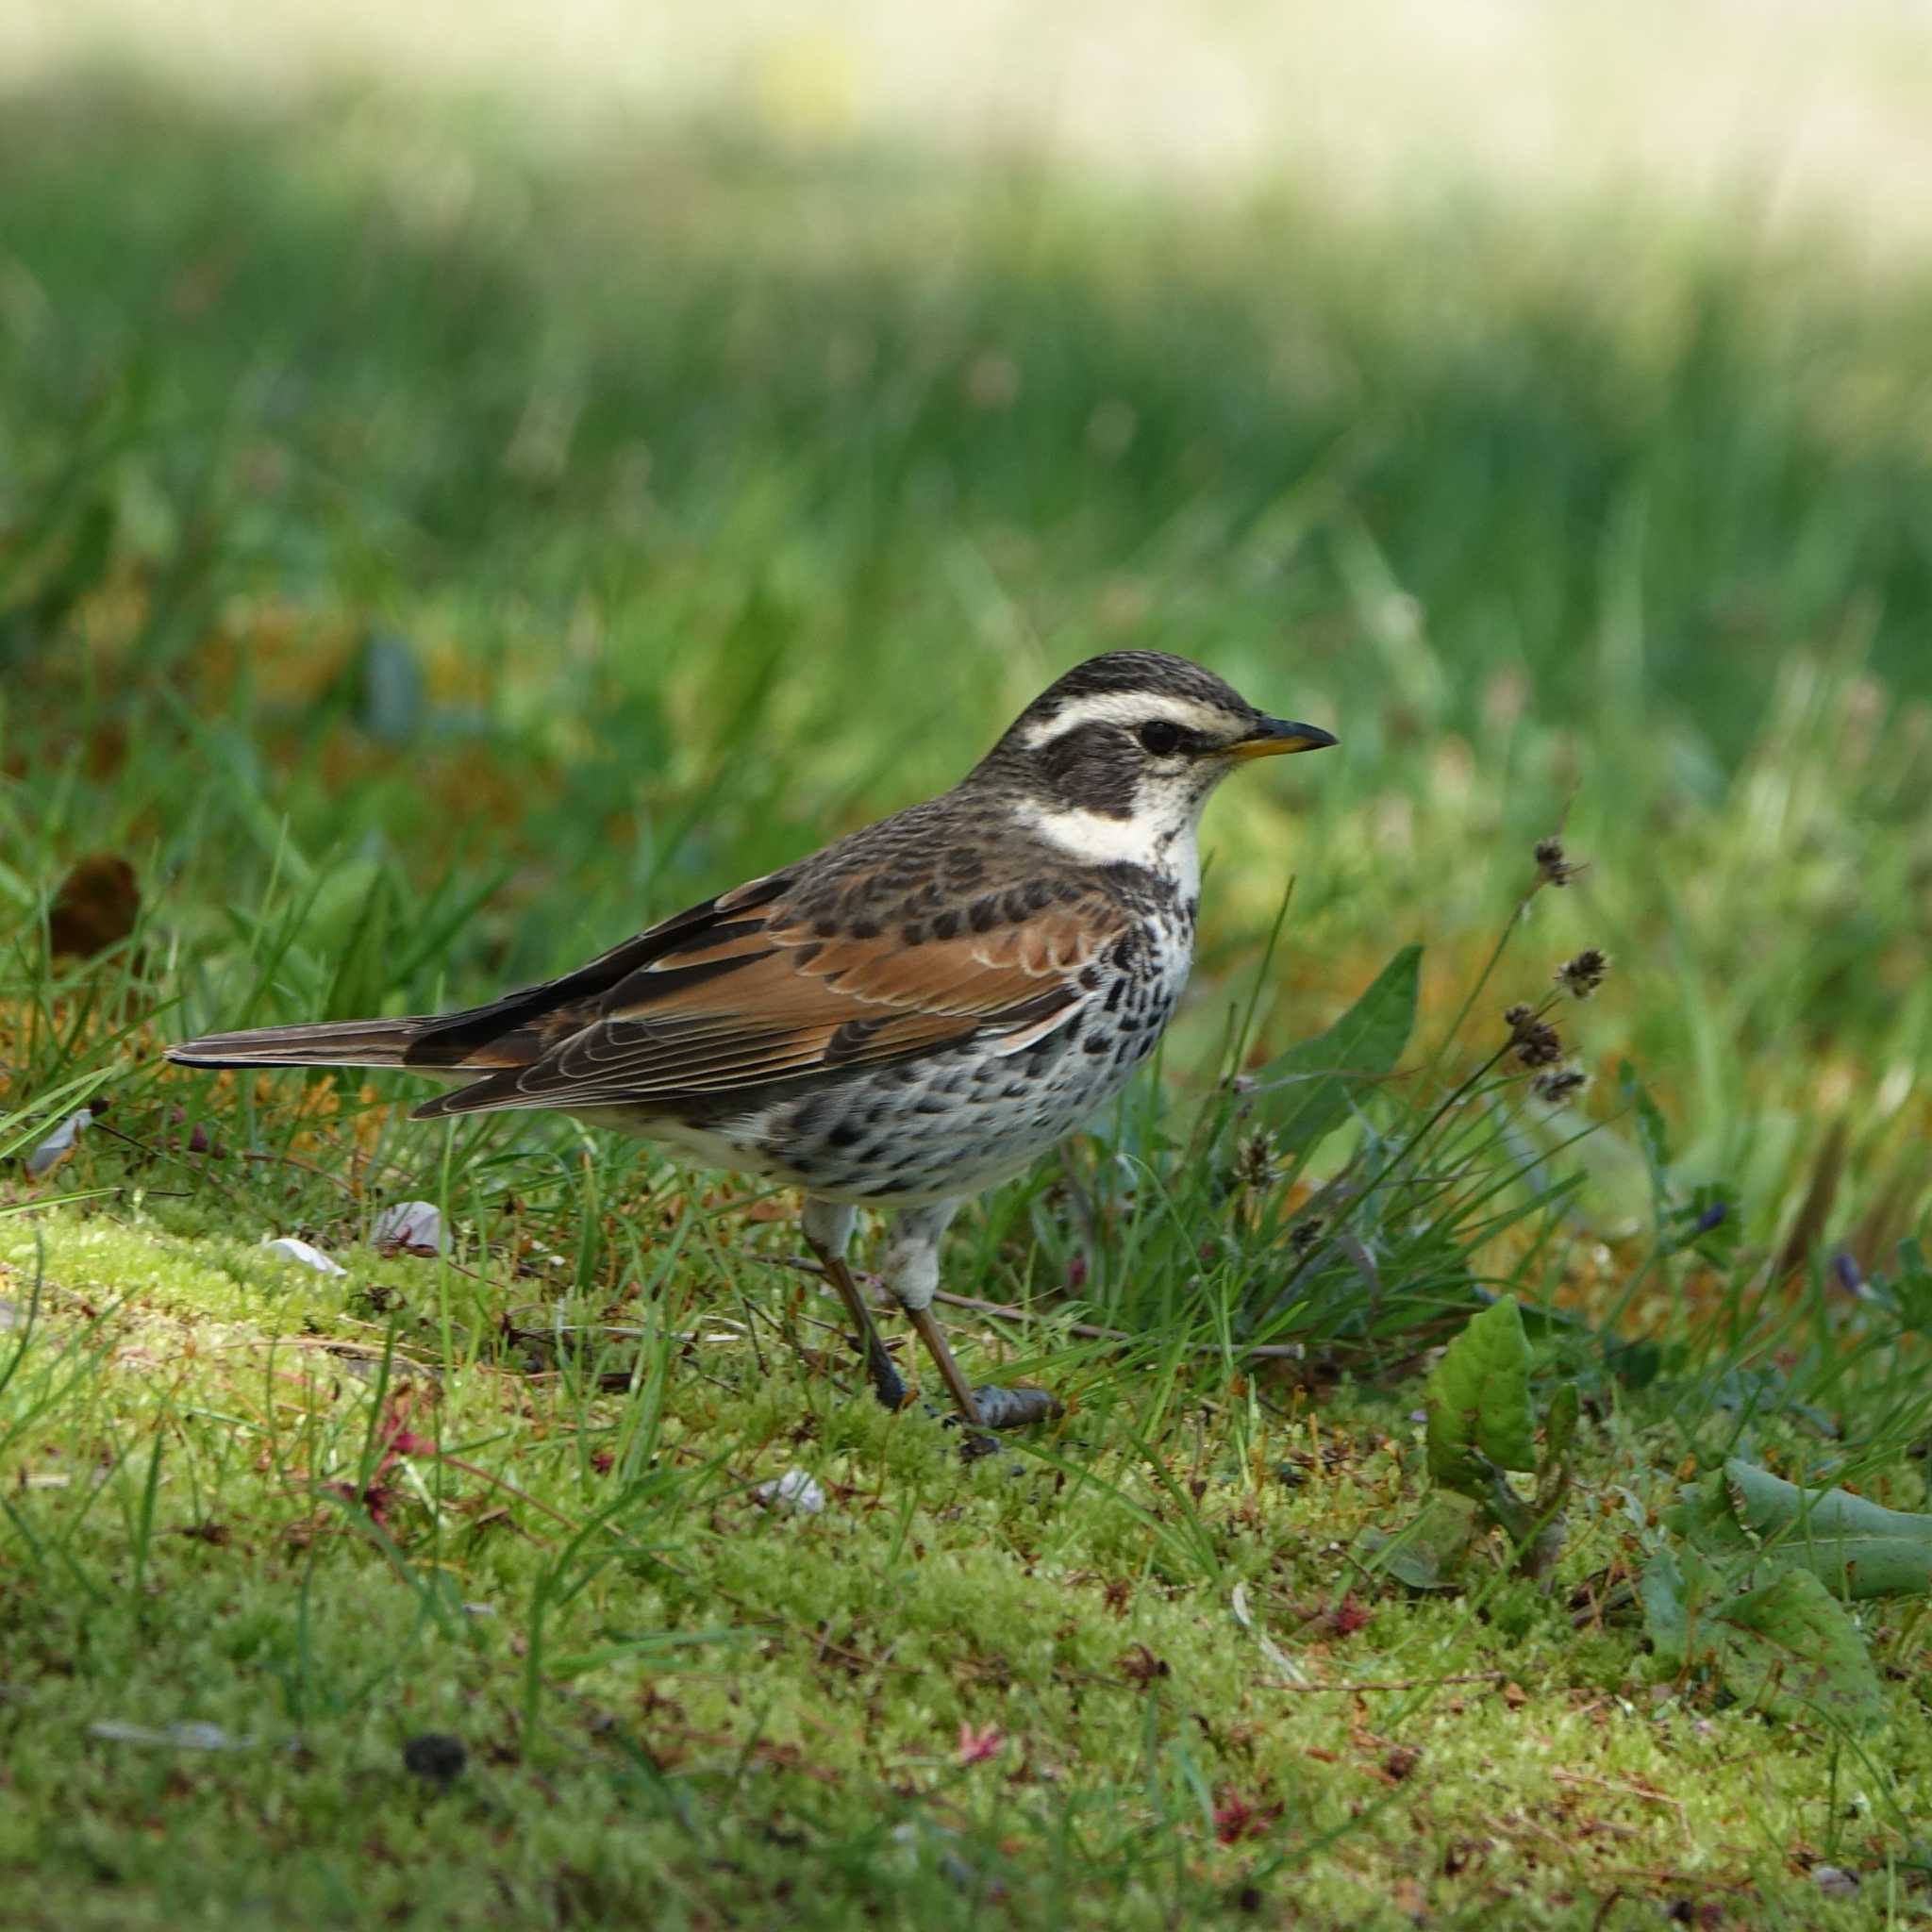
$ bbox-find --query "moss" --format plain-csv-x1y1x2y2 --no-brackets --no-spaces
4,1207,1926,1927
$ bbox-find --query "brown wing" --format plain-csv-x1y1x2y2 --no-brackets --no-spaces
398,872,795,1074
408,875,1124,1120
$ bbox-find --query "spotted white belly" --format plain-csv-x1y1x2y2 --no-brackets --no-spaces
587,905,1195,1207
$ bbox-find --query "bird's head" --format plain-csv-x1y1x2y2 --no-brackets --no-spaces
977,651,1337,868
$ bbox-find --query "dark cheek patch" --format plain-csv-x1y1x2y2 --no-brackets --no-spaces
1038,723,1138,819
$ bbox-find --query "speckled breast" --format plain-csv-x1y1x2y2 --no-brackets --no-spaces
741,902,1195,1206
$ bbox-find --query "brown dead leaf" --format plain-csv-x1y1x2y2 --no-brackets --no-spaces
48,853,141,959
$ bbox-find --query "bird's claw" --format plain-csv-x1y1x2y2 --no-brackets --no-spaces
858,1347,908,1413
948,1385,1061,1431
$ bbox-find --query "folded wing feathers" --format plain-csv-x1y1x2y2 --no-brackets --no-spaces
401,873,791,1068
410,893,1116,1118
166,1018,432,1069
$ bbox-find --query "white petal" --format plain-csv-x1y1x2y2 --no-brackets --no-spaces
374,1200,445,1255
88,1719,245,1751
262,1237,347,1276
25,1108,92,1178
754,1469,826,1514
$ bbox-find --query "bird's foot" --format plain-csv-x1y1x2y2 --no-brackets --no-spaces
946,1385,1062,1431
860,1344,909,1413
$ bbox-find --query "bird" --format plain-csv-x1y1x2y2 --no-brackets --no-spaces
169,651,1336,1434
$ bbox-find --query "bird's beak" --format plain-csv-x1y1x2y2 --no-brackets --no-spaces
1225,716,1340,760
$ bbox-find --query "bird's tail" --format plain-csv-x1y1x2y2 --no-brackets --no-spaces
166,1018,432,1071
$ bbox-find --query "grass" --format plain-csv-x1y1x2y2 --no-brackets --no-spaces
4,75,1932,1928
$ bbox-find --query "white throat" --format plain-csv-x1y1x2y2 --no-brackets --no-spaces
1018,801,1204,899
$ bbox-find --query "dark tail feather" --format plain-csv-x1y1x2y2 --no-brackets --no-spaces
167,1018,432,1070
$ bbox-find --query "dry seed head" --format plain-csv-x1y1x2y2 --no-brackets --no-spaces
1555,947,1608,1000
1531,1067,1590,1105
1503,1003,1564,1069
1290,1217,1324,1255
1534,837,1576,888
1516,1027,1564,1069
1233,1129,1277,1191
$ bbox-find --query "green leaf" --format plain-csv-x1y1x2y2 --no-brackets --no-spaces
1664,1182,1741,1264
1707,1569,1887,1731
0,1064,117,1163
1646,1546,1887,1729
1542,1380,1580,1471
1361,1491,1483,1591
1662,1469,1756,1557
1722,1460,1932,1599
1641,1545,1691,1664
323,865,400,1024
544,1627,745,1679
1667,1460,1932,1599
302,858,385,956
1257,944,1421,1161
1534,1381,1581,1517
1605,1337,1663,1391
1616,1060,1673,1185
1425,1296,1537,1495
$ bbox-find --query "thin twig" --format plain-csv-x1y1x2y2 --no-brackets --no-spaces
1553,1769,1687,1817
1258,1671,1508,1693
86,1118,254,1211
1432,887,1537,1071
928,1288,1310,1359
238,1147,359,1194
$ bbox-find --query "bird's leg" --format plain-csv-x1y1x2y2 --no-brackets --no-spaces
881,1204,1060,1434
800,1198,908,1411
879,1203,981,1426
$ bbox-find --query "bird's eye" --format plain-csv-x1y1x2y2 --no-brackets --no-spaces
1135,720,1184,757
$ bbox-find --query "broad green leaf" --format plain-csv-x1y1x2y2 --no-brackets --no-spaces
302,858,385,956
1886,1239,1932,1332
324,867,402,1023
1647,1539,1728,1648
1723,1460,1932,1599
1257,944,1421,1161
1605,1337,1663,1391
1641,1545,1690,1663
1425,1296,1537,1494
1708,1569,1886,1731
1662,1469,1756,1556
1646,1547,1886,1729
1668,1460,1932,1599
1362,1491,1482,1591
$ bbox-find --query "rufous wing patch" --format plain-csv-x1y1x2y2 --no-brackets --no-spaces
411,884,1118,1115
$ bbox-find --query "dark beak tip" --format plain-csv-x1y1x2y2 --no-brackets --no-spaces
1265,718,1339,754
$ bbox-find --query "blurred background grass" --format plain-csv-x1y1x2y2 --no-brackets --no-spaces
6,8,1931,1247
